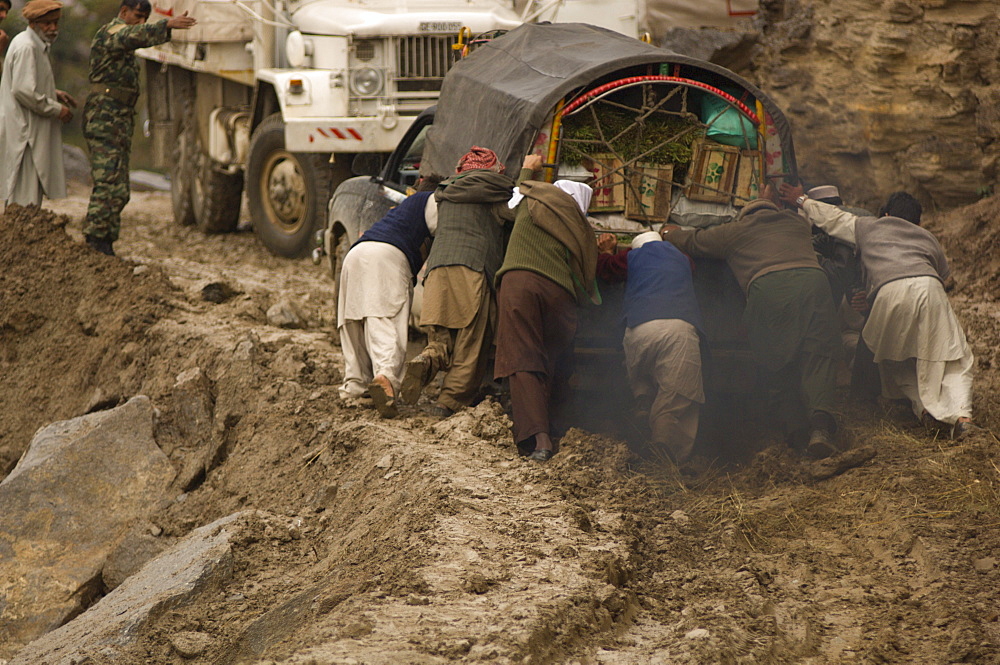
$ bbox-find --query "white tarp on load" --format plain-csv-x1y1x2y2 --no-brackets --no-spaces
150,0,259,43
646,0,758,30
526,0,759,37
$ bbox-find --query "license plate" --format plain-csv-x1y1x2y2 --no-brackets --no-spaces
419,21,463,32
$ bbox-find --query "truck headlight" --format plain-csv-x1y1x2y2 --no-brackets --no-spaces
350,68,383,96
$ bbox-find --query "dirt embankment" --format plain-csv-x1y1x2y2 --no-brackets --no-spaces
2,191,1000,662
748,0,1000,212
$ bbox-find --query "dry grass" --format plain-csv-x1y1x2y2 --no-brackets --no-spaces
850,416,1000,530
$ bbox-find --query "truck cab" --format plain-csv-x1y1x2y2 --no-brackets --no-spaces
139,0,519,257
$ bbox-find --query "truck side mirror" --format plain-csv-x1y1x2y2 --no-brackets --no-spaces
352,153,384,177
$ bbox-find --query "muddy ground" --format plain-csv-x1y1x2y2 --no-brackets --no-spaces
2,186,1000,663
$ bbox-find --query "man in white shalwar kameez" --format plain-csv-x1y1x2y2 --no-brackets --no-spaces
0,0,75,208
782,186,974,438
337,180,439,417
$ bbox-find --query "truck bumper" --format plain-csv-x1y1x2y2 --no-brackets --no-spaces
285,116,416,153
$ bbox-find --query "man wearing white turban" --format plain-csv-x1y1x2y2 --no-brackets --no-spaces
492,154,600,462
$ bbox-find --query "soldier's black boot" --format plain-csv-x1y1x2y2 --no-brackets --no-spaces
85,235,115,256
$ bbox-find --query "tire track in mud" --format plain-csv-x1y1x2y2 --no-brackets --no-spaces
7,192,1000,663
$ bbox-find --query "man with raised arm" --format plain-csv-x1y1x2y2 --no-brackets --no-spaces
81,0,196,255
781,184,974,439
661,186,843,458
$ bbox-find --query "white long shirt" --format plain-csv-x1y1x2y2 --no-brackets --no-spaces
799,199,969,363
0,27,66,201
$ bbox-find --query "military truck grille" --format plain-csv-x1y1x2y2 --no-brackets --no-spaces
393,35,455,103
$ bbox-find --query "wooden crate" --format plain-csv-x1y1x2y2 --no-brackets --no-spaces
685,138,739,204
583,154,625,212
625,162,674,222
733,150,762,205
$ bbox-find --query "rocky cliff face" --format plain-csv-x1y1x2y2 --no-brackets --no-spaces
663,0,999,212
752,0,999,211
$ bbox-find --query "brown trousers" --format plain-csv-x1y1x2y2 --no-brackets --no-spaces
422,282,496,411
495,270,577,445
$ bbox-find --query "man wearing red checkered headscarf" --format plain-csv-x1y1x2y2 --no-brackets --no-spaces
455,145,505,174
400,147,515,416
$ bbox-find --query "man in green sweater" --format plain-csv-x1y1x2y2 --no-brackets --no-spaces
402,146,515,417
493,154,599,462
662,189,843,458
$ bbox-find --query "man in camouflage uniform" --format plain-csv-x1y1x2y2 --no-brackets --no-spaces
82,0,195,255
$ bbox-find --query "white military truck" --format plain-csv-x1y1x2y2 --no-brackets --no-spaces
138,0,523,257
137,0,757,257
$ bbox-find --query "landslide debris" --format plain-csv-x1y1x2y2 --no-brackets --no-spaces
2,195,1000,662
0,204,173,473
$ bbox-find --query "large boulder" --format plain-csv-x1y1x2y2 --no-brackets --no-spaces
0,396,176,658
9,512,256,665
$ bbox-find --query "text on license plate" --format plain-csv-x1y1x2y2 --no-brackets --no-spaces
420,21,463,32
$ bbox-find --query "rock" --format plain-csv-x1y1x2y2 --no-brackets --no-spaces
310,484,339,512
266,299,306,329
172,367,215,445
271,344,308,379
685,628,710,639
8,512,256,664
670,510,690,526
170,630,215,658
375,454,393,469
62,143,91,185
172,367,213,444
201,280,240,304
340,619,375,639
130,170,171,192
102,522,173,591
973,557,996,573
0,396,176,658
754,2,998,209
462,572,491,594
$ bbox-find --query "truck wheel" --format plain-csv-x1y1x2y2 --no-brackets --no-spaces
170,113,198,227
192,156,243,233
328,224,352,311
247,114,331,258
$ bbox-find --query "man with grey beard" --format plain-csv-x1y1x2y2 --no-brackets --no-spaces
0,0,76,208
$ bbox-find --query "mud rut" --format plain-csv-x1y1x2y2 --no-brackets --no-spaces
2,187,999,663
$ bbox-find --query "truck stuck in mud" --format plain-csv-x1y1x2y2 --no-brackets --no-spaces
320,22,800,446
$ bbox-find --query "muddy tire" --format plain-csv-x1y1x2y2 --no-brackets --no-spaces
246,114,331,258
170,100,198,227
193,158,243,233
328,225,352,313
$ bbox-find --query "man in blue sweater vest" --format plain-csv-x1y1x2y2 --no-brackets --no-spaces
338,176,441,417
596,231,705,464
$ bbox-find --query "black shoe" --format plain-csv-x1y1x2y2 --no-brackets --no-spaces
528,449,553,462
85,235,115,256
806,428,838,459
952,418,974,440
423,403,453,418
516,437,536,457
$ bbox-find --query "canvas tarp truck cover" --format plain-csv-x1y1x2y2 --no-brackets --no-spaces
423,22,796,182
